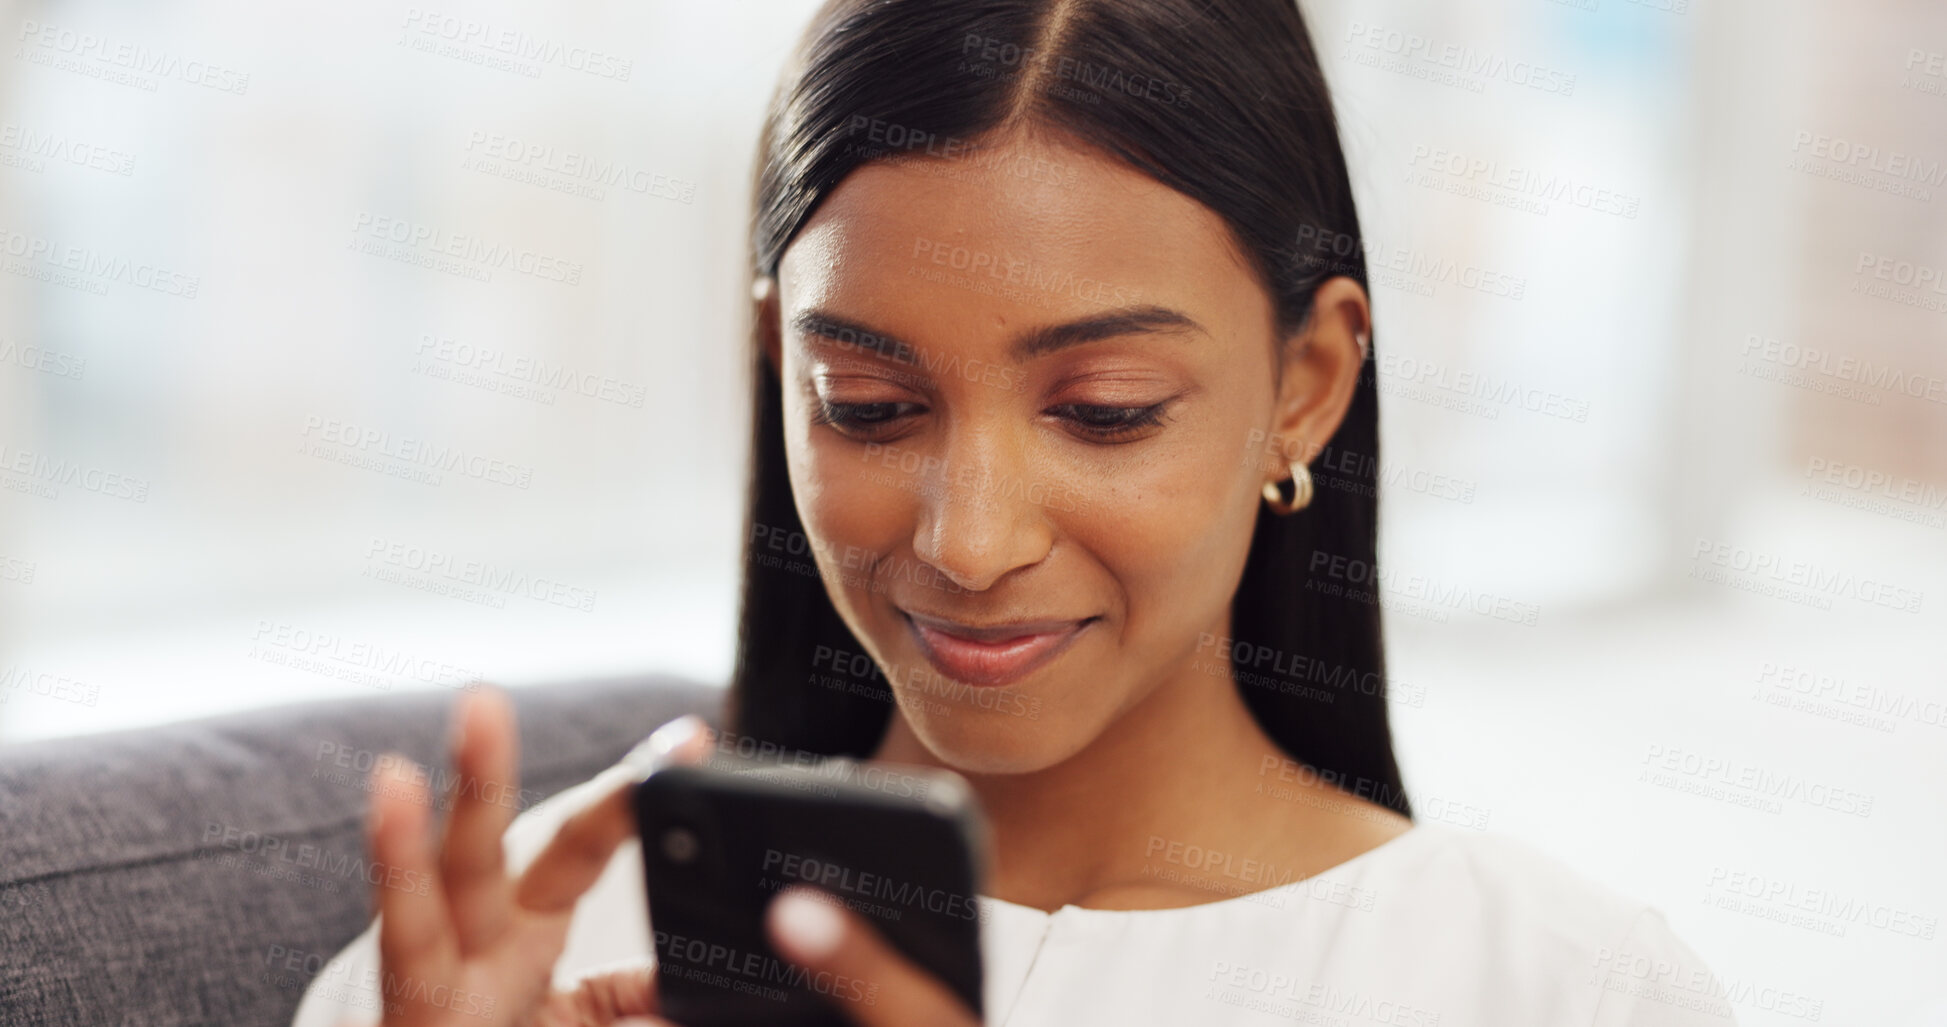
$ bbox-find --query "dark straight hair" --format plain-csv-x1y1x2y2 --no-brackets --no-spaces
726,0,1410,818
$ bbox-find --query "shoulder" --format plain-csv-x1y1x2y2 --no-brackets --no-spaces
1407,824,1647,930
1587,906,1744,1026
1367,825,1739,1026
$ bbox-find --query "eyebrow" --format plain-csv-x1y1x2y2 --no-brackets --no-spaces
789,305,1208,367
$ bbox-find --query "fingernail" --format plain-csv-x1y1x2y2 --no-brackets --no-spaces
626,714,709,772
771,888,844,961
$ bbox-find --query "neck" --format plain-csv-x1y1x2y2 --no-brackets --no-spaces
872,635,1396,911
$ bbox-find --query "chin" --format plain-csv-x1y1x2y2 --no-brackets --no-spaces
888,685,1104,777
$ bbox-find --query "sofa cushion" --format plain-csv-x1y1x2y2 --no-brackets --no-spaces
0,674,722,1027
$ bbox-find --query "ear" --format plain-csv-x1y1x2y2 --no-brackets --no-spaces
755,275,783,374
1265,276,1370,477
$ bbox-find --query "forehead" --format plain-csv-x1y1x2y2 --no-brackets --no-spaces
777,131,1267,334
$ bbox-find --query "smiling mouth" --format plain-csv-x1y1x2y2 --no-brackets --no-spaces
899,609,1096,688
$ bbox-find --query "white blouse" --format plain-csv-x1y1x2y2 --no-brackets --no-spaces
294,750,1737,1027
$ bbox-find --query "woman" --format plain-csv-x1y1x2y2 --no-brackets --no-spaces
296,0,1731,1024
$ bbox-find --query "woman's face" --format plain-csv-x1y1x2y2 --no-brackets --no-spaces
770,127,1360,776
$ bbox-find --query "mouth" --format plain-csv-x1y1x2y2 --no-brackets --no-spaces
899,609,1096,689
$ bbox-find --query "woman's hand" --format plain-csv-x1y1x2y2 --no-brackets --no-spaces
763,885,982,1027
359,688,978,1026
361,688,709,1026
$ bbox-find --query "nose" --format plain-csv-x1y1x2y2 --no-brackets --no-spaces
909,424,1057,593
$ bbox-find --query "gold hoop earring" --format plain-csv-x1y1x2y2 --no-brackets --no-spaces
1261,461,1314,515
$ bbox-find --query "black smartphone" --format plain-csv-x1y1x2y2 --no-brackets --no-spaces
633,749,988,1026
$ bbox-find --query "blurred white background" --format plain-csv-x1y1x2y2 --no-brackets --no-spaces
1,0,1942,1022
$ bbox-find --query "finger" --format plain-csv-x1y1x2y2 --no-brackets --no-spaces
370,756,457,987
535,999,679,1027
564,966,661,1022
514,715,712,914
620,713,716,774
437,687,520,954
767,886,979,1027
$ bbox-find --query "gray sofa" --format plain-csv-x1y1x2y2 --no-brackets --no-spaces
0,674,723,1026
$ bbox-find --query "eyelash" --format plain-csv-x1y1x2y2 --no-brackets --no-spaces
1049,402,1171,439
812,400,1172,442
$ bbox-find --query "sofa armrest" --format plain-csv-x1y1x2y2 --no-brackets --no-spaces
0,673,723,1027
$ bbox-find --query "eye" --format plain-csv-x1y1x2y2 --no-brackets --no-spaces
1049,402,1172,442
811,399,924,438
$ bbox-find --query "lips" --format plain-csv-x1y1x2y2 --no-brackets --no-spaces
901,609,1094,688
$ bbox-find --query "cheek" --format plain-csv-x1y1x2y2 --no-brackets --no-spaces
784,409,916,582
1057,443,1257,639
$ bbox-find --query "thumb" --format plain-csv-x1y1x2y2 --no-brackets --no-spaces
766,886,979,1027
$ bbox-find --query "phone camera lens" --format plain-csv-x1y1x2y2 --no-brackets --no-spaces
661,826,699,864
